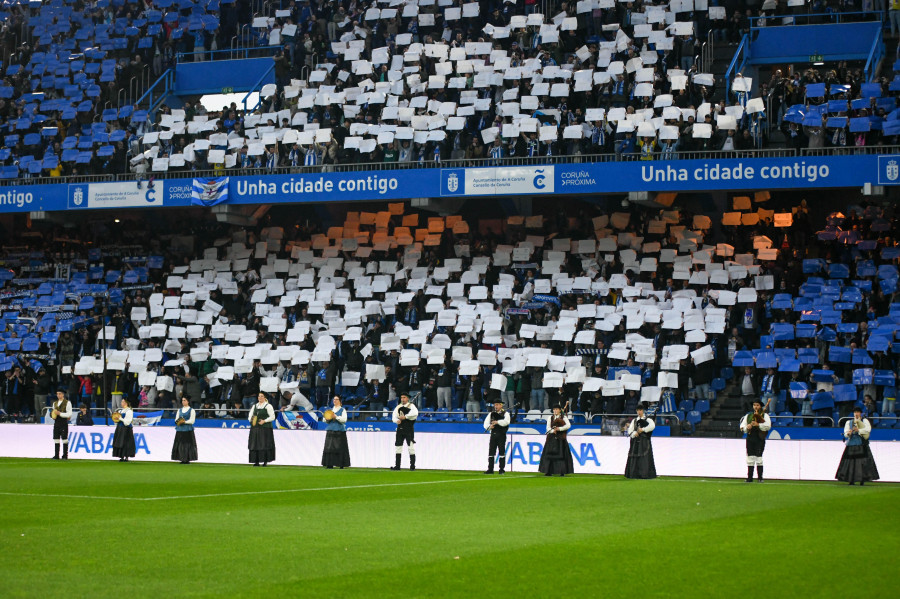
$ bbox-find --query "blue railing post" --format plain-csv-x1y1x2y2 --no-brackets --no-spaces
864,28,884,82
725,35,749,100
134,69,173,121
241,63,276,113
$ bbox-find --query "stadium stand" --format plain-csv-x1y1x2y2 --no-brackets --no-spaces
0,1,893,180
1,190,897,438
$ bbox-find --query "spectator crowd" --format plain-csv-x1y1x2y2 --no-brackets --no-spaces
1,192,898,434
0,0,896,180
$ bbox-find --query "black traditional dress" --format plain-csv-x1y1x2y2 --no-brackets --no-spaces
836,418,880,484
248,402,276,464
321,406,351,468
538,414,574,476
112,408,136,458
171,406,199,463
624,416,657,479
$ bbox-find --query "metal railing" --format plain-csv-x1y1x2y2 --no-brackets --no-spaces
800,144,900,156
6,145,900,188
586,412,682,432
837,416,897,428
134,68,173,114
725,34,749,100
0,146,873,188
176,47,279,64
35,406,578,426
864,26,885,83
749,12,883,30
697,30,714,76
242,63,276,112
772,414,835,427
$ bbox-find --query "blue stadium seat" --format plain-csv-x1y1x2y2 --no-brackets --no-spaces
679,399,694,413
694,400,710,414
686,410,702,426
710,378,726,392
776,412,793,427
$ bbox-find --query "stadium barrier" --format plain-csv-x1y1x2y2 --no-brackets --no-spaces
3,153,896,214
1,424,896,482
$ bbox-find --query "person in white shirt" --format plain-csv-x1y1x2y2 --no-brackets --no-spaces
390,393,418,471
740,399,771,482
248,393,276,466
171,395,198,464
538,404,574,476
50,390,73,460
483,399,510,474
624,403,656,479
321,396,350,469
112,398,136,462
282,390,314,412
836,406,880,485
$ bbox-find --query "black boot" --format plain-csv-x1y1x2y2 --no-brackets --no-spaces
746,466,754,482
498,457,506,474
62,443,68,460
390,453,401,470
53,444,60,459
409,454,416,471
756,465,764,482
484,457,494,474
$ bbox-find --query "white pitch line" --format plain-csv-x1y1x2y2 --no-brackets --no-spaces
0,474,538,502
0,491,131,500
140,474,539,501
648,477,897,487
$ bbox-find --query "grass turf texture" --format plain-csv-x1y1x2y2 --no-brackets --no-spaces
0,459,897,598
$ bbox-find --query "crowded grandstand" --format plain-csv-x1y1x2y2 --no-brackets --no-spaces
0,0,898,442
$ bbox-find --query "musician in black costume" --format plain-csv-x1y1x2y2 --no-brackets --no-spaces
836,406,880,485
248,392,276,466
624,403,656,479
740,399,771,482
538,404,574,476
50,390,73,460
171,395,198,464
483,399,510,474
390,393,418,470
321,396,350,469
112,397,136,461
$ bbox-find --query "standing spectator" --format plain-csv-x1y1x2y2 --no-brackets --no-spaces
32,366,51,423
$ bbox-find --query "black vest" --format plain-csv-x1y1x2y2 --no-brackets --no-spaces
490,410,508,435
397,405,414,431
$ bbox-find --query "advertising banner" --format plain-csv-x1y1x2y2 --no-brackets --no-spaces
0,154,891,214
1,424,897,481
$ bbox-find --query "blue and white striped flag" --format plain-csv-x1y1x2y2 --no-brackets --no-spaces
276,410,319,430
191,177,229,207
132,410,164,426
659,389,677,414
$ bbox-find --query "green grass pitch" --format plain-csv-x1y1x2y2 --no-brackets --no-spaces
0,458,897,598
